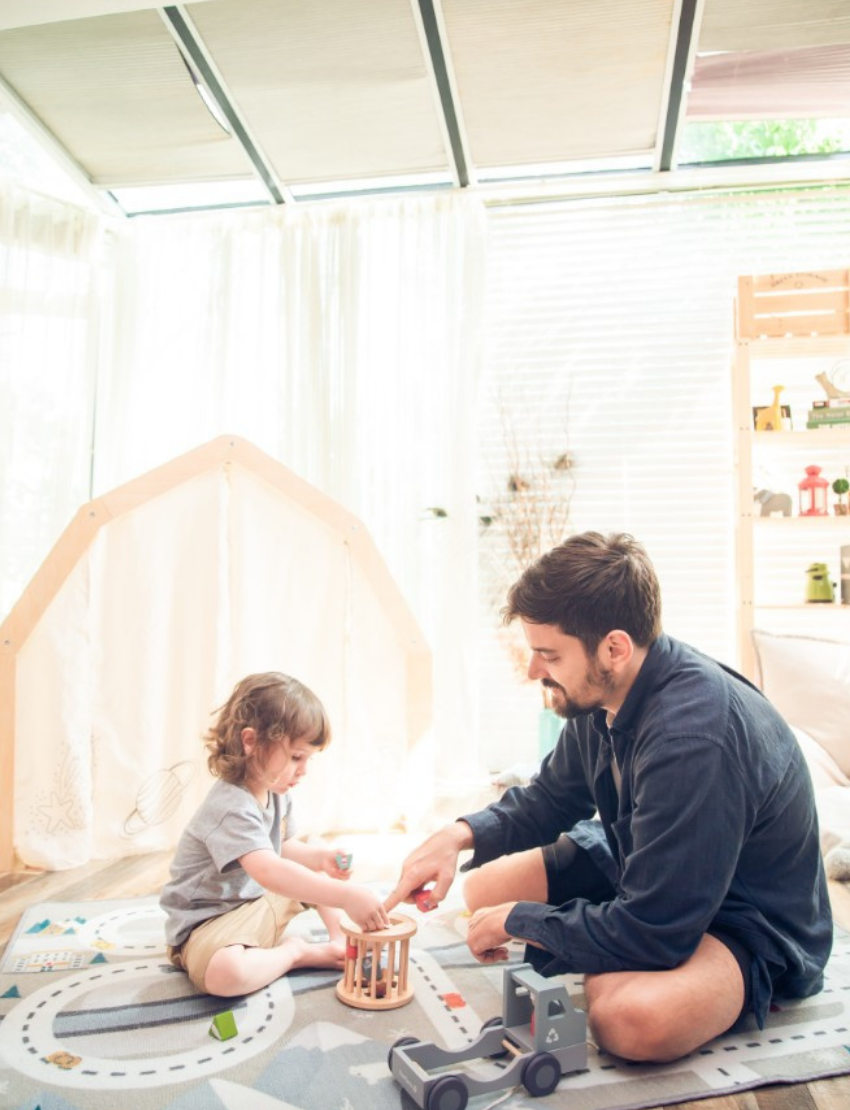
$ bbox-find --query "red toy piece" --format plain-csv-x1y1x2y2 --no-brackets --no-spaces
413,885,436,913
440,992,466,1009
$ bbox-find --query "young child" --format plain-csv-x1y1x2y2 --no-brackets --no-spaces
161,671,390,997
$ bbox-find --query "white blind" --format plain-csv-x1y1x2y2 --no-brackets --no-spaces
476,185,850,772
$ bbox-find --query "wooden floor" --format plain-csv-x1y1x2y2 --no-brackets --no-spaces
1,851,849,1110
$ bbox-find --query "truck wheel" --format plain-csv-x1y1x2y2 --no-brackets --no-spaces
426,1074,468,1110
387,1035,419,1068
522,1050,561,1097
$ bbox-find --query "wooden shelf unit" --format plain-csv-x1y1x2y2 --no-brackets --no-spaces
734,270,850,679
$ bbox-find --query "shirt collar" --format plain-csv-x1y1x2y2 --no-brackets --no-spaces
608,632,671,738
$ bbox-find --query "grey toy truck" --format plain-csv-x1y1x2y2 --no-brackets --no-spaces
388,963,587,1110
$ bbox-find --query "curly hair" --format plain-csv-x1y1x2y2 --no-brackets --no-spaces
503,532,662,654
205,672,331,785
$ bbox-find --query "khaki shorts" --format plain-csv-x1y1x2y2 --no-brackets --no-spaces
167,893,306,992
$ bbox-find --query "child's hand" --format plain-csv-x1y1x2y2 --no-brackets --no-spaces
322,849,353,880
342,885,391,932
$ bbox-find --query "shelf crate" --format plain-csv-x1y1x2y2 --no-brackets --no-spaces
737,270,850,340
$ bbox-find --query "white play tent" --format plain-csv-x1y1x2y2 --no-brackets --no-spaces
0,436,432,871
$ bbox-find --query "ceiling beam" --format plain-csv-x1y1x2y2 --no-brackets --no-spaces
159,5,289,204
657,0,702,172
415,0,471,188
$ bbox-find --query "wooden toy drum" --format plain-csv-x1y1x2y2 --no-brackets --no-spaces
335,913,417,1010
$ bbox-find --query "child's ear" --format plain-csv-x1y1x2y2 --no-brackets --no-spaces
241,727,257,755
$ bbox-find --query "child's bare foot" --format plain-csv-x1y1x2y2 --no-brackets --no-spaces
204,937,345,995
286,937,346,971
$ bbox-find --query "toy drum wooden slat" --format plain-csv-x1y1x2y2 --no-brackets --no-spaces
336,913,417,1010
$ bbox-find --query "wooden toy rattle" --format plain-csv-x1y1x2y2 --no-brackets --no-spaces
336,913,417,1010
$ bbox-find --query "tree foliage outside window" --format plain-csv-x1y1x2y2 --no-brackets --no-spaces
678,118,850,164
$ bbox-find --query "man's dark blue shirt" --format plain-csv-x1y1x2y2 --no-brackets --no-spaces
462,634,832,1027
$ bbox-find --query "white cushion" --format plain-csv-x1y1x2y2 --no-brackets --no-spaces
816,786,850,856
791,726,850,790
752,630,850,778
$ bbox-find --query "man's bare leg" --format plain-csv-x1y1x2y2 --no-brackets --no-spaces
463,846,548,910
584,933,745,1062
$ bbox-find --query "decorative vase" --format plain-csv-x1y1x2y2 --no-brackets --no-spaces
538,707,562,760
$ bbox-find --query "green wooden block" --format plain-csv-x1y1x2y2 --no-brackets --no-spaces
209,1010,238,1040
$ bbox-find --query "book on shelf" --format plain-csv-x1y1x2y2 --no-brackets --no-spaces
811,397,850,408
806,405,850,426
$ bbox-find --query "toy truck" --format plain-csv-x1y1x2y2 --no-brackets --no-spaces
388,963,587,1110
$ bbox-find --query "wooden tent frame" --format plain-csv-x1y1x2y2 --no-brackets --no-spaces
0,435,432,872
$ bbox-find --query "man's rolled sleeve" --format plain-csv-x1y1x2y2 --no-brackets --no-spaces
458,809,506,872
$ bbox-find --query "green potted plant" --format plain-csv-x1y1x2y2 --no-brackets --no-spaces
833,477,849,516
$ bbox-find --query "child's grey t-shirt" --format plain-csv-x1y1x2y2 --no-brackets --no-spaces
161,779,295,948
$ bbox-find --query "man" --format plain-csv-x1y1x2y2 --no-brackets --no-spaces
385,532,832,1062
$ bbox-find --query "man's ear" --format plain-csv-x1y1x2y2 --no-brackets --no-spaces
601,630,634,669
241,726,257,755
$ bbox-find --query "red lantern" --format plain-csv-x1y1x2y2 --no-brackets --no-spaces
798,465,828,516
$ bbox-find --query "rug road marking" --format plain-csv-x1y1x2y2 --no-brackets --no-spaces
76,904,167,955
0,959,294,1089
409,949,484,1050
565,1015,850,1092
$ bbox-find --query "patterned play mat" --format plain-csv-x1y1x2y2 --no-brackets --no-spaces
1,896,849,1110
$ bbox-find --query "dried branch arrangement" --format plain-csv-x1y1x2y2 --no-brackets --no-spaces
479,401,575,693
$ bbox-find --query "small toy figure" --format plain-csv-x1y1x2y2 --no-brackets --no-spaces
805,563,835,603
209,1010,238,1040
815,365,850,400
755,385,785,431
753,488,792,517
335,850,353,871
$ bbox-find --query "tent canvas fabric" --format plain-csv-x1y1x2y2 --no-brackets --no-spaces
0,436,431,871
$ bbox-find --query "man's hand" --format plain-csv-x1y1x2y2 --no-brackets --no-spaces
383,822,473,913
466,903,517,963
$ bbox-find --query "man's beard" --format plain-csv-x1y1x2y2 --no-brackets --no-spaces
544,661,615,719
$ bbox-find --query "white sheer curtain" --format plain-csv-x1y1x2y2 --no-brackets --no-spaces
0,178,107,619
97,193,488,792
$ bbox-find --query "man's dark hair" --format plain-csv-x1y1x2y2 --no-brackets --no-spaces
502,532,662,654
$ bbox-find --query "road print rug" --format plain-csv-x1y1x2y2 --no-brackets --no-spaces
1,895,849,1110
